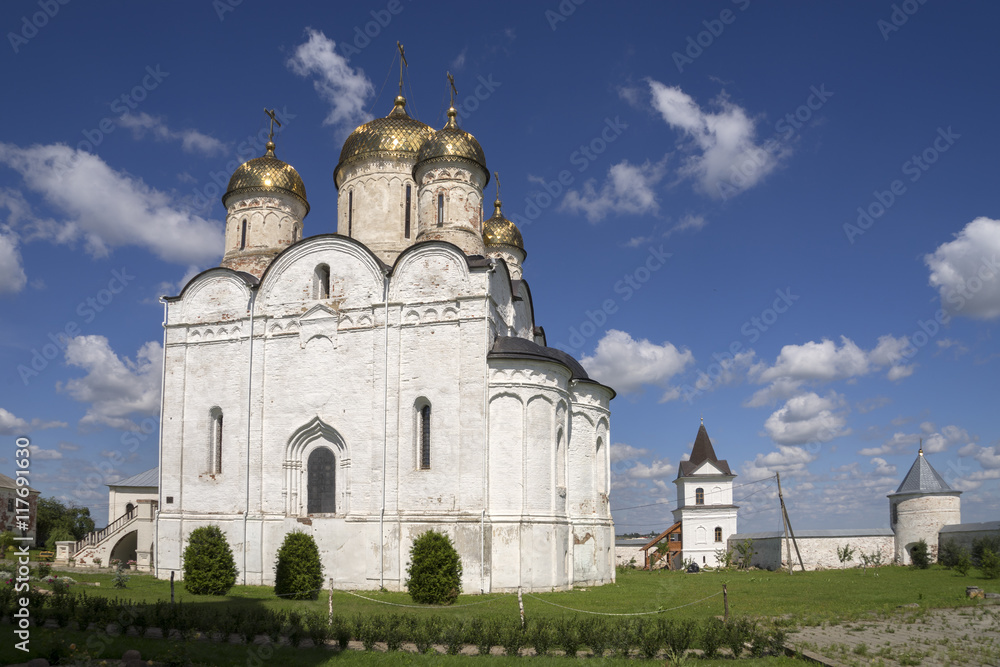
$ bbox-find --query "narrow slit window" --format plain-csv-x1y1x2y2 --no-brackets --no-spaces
348,190,354,237
314,264,330,300
240,219,247,250
405,185,411,238
211,409,223,474
437,194,444,226
420,404,431,469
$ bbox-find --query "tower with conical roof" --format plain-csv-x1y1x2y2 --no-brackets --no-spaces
888,446,961,564
221,111,309,278
672,421,738,568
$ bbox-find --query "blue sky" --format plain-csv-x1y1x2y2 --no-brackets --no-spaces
1,1,997,534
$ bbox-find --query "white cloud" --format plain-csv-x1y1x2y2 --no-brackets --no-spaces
646,80,787,198
0,142,223,264
925,217,1000,319
581,329,694,398
57,336,162,430
561,158,667,223
870,457,896,476
627,458,676,480
958,443,1000,469
0,227,26,294
763,392,849,446
859,422,973,456
610,442,651,464
287,28,374,133
749,335,914,406
743,444,818,477
29,445,62,460
451,48,467,70
119,113,227,156
693,349,757,393
666,214,707,237
0,407,65,434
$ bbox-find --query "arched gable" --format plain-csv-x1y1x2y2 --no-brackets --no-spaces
257,235,385,313
388,242,473,302
169,269,254,325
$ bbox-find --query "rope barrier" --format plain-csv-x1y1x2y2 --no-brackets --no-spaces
522,590,722,617
342,590,512,609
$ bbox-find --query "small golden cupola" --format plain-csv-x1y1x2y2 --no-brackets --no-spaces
221,109,309,279
482,173,525,279
412,74,490,256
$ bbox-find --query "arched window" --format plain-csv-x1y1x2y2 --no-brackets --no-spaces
239,219,247,250
596,436,606,495
314,264,330,300
418,404,431,469
695,487,704,505
307,447,336,513
125,502,135,516
405,184,412,238
891,503,898,525
210,408,223,474
714,527,723,542
348,190,354,236
437,193,444,226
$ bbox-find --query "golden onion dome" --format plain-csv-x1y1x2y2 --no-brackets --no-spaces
483,196,524,255
415,106,489,181
334,95,434,188
223,141,309,215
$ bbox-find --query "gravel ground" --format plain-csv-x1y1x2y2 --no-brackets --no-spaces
787,603,1000,666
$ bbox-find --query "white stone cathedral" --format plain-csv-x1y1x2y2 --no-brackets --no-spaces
153,94,616,592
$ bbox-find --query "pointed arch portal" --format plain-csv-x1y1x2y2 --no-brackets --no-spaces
284,417,350,516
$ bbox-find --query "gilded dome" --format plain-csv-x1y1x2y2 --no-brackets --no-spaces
334,95,434,188
415,107,488,180
483,197,524,254
223,141,309,214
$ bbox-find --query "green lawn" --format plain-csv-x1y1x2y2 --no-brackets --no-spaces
41,563,998,624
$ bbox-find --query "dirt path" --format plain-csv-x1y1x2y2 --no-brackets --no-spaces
787,604,1000,666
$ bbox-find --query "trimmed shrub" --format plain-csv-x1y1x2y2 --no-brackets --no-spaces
274,531,324,600
405,531,462,605
955,549,972,576
183,525,238,595
910,539,930,569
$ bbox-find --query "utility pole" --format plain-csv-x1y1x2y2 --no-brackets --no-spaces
776,472,805,573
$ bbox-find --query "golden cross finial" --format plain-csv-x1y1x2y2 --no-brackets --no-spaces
919,438,923,455
263,108,281,143
447,72,457,107
397,41,408,94
701,415,704,425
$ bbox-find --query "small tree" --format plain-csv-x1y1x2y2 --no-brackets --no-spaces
955,550,972,576
910,539,930,569
938,539,963,568
183,525,238,595
406,531,462,605
836,543,856,566
274,531,323,600
735,538,755,569
982,549,1000,580
714,547,736,570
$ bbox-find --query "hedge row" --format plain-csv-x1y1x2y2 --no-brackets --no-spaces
0,587,787,658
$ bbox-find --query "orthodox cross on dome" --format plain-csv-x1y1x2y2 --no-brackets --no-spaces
397,41,408,95
263,108,281,143
493,171,502,207
447,71,457,107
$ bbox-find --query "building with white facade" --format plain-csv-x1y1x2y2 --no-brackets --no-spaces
671,422,738,568
151,94,616,592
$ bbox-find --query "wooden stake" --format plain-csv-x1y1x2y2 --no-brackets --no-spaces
170,570,175,603
328,578,334,625
517,588,525,628
723,584,729,622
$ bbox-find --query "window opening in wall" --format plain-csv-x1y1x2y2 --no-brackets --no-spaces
348,190,353,236
165,496,173,504
714,526,722,542
211,409,223,474
892,503,898,525
556,429,565,488
437,193,444,226
405,184,411,238
126,503,135,516
7,498,12,511
695,487,704,505
307,447,336,513
314,264,331,300
240,219,247,250
420,404,431,469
